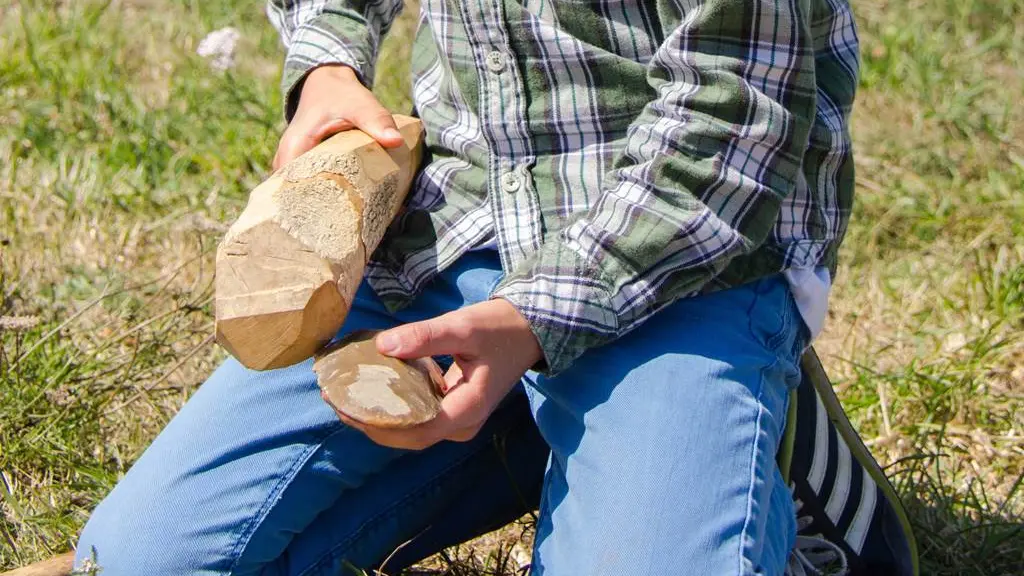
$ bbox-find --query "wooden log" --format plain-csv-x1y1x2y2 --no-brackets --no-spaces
314,330,444,428
1,552,74,576
215,115,424,370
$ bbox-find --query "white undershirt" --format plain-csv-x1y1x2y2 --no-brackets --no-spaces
784,266,831,341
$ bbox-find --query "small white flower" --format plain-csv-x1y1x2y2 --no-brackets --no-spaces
197,27,241,72
0,315,40,332
71,556,102,575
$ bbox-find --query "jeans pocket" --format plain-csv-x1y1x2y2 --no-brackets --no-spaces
747,275,806,370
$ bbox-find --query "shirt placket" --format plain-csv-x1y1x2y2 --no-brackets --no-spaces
458,0,542,272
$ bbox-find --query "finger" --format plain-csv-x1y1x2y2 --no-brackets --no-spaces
435,405,486,443
273,117,353,170
337,381,489,448
273,128,315,171
336,410,436,450
272,146,284,172
446,424,484,443
439,361,465,395
323,393,381,437
347,93,404,149
444,409,487,442
434,369,491,430
308,116,356,148
332,392,451,451
335,410,368,433
352,373,486,448
376,313,476,359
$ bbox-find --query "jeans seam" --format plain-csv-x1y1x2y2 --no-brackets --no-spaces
485,267,505,300
226,438,328,575
295,434,507,576
766,292,796,355
530,465,556,576
746,279,799,364
737,358,769,576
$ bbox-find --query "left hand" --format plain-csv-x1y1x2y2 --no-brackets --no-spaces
327,299,543,450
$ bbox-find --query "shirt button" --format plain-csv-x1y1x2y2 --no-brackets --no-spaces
485,51,506,73
500,171,521,193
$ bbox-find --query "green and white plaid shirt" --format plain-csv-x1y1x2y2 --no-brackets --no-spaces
267,0,860,374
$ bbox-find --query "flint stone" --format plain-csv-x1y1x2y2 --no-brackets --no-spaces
313,330,444,428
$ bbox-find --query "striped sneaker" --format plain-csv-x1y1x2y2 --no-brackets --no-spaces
778,348,919,576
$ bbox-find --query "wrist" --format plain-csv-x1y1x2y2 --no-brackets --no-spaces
491,297,544,368
286,64,363,121
306,64,360,85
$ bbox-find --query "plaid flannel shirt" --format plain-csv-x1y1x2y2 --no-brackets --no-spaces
267,0,860,374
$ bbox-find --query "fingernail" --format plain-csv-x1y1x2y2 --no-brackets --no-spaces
383,128,402,141
378,332,400,354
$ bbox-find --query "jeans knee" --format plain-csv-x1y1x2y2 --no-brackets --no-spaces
75,492,145,575
75,483,227,576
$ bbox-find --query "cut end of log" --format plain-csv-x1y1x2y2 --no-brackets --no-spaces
314,330,444,428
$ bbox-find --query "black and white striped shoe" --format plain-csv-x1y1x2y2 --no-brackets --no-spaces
778,349,919,576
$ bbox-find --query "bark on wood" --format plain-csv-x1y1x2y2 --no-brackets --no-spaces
215,115,424,370
314,330,444,428
1,552,75,576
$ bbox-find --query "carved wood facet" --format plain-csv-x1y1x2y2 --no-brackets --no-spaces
214,116,424,370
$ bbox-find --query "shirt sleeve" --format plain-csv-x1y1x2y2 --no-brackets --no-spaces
266,0,405,120
492,0,819,375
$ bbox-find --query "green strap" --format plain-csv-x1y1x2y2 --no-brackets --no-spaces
800,348,921,576
779,387,798,486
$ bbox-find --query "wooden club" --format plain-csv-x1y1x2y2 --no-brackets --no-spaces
214,115,424,371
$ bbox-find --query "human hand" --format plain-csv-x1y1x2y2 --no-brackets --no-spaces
273,64,404,170
327,299,543,450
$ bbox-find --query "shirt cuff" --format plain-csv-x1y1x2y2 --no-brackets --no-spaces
491,242,620,376
280,18,376,121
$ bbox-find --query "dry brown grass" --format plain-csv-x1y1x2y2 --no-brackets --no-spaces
2,0,1022,574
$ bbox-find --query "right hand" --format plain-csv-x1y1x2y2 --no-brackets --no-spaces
273,64,404,170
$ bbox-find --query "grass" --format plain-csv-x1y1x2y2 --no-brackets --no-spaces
1,0,1021,573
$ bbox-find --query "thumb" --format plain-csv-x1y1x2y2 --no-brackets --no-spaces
350,101,405,149
376,316,473,359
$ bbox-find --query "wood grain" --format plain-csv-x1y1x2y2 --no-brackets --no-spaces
215,115,424,370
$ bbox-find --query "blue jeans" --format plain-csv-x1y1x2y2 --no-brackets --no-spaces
77,251,806,575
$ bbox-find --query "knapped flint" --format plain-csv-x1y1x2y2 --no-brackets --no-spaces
313,330,444,428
